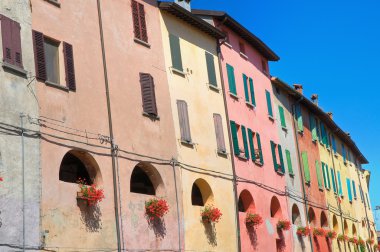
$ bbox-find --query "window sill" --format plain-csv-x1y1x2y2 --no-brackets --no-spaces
344,161,348,166
180,140,195,147
334,153,338,158
239,52,248,60
289,173,295,177
207,83,220,92
2,62,27,77
312,139,318,143
172,67,186,77
237,154,248,161
229,92,239,100
224,42,232,49
142,112,160,121
245,102,255,109
276,170,285,176
254,160,263,166
44,0,61,7
268,115,275,121
134,38,151,48
298,130,304,136
217,150,228,157
281,126,287,132
45,81,69,91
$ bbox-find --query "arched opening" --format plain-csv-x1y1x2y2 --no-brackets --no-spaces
321,211,328,227
270,196,282,218
344,220,349,234
130,162,164,196
292,204,301,225
371,230,374,239
308,207,316,227
191,178,213,206
238,190,254,212
333,215,339,232
352,224,357,236
59,150,102,185
362,220,366,229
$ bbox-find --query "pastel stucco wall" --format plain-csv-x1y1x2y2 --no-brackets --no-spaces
160,12,238,252
272,87,312,252
0,1,40,250
99,0,180,250
217,23,291,251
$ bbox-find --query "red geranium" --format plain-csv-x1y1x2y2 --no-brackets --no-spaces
201,205,222,223
297,226,311,237
77,178,105,206
145,198,169,220
326,230,337,239
277,220,291,231
374,244,380,251
337,234,348,242
245,212,263,228
348,237,358,245
367,238,375,245
313,227,326,237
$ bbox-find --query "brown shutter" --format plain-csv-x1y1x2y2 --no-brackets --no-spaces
132,0,141,40
12,21,22,68
1,15,13,64
63,42,76,91
32,30,46,81
177,100,191,143
140,73,157,116
213,114,226,153
138,3,148,42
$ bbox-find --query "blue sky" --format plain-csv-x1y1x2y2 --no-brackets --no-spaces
192,0,380,227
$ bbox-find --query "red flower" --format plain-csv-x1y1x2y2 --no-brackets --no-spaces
313,227,326,237
201,205,222,224
245,212,263,228
77,178,105,206
277,220,291,231
337,234,348,242
297,226,311,237
325,230,337,239
348,237,358,244
0,177,3,182
145,198,169,219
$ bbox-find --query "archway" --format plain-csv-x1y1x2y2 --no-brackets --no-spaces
333,215,339,232
238,190,255,212
270,196,282,218
344,220,349,235
308,207,316,227
130,162,164,196
292,204,301,225
321,211,328,228
191,178,213,206
352,224,357,236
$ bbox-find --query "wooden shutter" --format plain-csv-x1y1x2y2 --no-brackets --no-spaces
249,78,256,106
256,133,263,164
12,21,22,68
285,150,293,175
265,90,273,117
332,136,337,153
241,126,249,159
295,104,303,132
270,141,278,171
138,2,148,42
359,186,364,202
243,74,249,102
301,151,310,184
315,161,323,189
177,100,191,143
331,168,337,194
278,106,286,128
278,144,285,173
226,64,237,95
1,15,13,65
63,42,76,90
169,34,183,72
342,144,347,163
337,171,343,196
310,115,317,141
326,165,331,189
132,0,141,40
346,178,352,202
205,52,217,86
352,181,357,199
321,162,327,188
230,121,240,156
316,119,322,143
32,30,46,81
213,114,226,153
140,73,157,116
248,129,255,161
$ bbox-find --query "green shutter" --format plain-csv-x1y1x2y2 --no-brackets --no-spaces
295,104,303,132
352,181,357,199
302,152,310,183
249,78,256,106
169,34,183,71
331,168,337,194
285,150,294,175
248,129,256,161
205,52,217,86
230,121,239,156
337,171,343,196
270,141,278,171
316,160,323,189
321,162,328,189
226,64,237,95
346,178,352,202
241,126,249,159
332,136,337,153
243,74,249,102
265,90,273,117
326,165,331,189
278,144,285,173
321,123,327,146
256,133,264,164
278,106,286,128
366,193,371,209
316,120,322,143
342,144,347,163
310,116,317,141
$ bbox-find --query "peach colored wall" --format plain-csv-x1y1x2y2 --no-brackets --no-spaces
217,22,291,252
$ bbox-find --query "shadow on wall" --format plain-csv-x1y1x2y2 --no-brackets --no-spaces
246,226,258,250
203,222,217,247
146,216,167,239
77,200,102,232
297,235,307,252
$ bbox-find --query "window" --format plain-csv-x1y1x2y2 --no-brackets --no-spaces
352,180,357,199
191,183,204,206
213,114,226,154
132,0,148,43
291,204,301,225
226,63,237,96
140,73,158,117
177,100,191,143
44,38,60,84
222,29,230,45
191,179,213,206
59,152,92,184
205,52,217,86
239,125,249,159
346,178,353,202
331,168,337,194
309,115,318,141
295,104,303,132
285,150,294,175
265,90,273,118
337,171,343,196
130,166,155,195
315,160,323,189
247,129,263,164
243,74,256,106
301,151,310,184
278,106,286,128
169,34,183,72
238,190,254,212
230,121,246,158
270,141,285,174
1,15,23,69
332,136,337,154
321,162,330,190
342,144,347,164
320,123,328,146
270,196,282,218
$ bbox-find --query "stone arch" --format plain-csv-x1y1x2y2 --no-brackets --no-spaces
191,178,214,206
59,149,103,185
238,189,255,212
270,196,282,218
321,211,328,227
291,204,301,225
308,207,316,227
130,162,165,196
333,215,339,232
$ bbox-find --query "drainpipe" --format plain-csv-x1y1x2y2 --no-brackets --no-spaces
96,1,122,251
171,159,182,252
290,98,314,252
216,40,241,252
328,133,347,252
20,113,26,252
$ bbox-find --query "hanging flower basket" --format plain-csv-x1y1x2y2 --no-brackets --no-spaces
337,234,348,242
367,238,375,245
77,178,105,206
374,243,380,251
326,230,337,239
201,205,222,224
348,237,358,245
296,226,311,237
245,212,263,228
277,220,291,231
145,198,169,220
313,227,326,237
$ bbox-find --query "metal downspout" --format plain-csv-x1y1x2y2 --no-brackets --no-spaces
171,159,182,252
216,40,241,252
20,113,26,251
96,1,122,251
